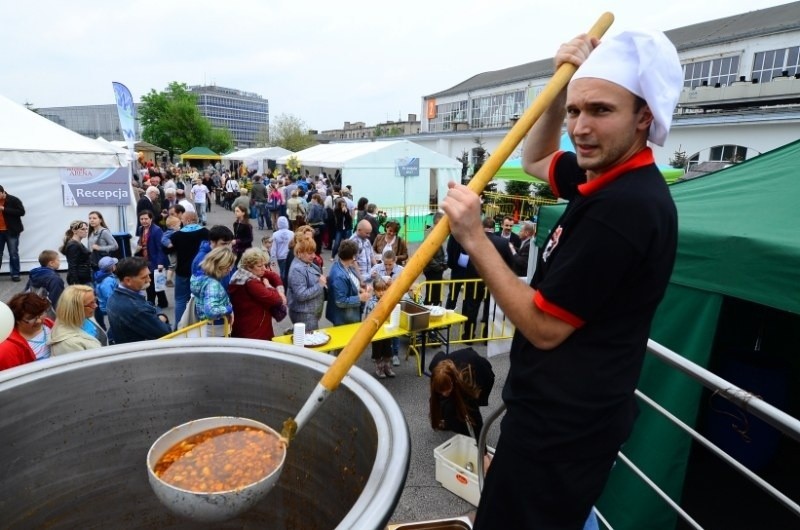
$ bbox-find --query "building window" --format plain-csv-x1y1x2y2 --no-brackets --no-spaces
683,56,740,88
752,46,800,82
428,100,468,132
470,90,525,129
709,144,747,163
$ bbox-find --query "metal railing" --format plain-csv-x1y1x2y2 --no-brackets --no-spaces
156,279,800,528
481,191,557,223
477,338,800,530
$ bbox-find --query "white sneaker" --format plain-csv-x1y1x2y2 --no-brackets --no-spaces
375,361,386,379
385,366,396,378
392,355,400,366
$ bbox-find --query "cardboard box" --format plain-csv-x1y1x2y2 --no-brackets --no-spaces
433,434,493,507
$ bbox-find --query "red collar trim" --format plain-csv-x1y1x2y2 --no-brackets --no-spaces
577,148,654,196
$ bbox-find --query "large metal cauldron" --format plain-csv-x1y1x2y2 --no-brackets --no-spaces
0,338,410,529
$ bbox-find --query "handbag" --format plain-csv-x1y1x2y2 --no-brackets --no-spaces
154,268,167,292
272,302,288,322
177,296,199,329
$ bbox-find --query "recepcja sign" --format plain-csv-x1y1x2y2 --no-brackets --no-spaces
60,167,131,206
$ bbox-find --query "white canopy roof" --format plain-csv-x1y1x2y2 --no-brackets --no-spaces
0,93,124,168
276,140,460,170
222,146,294,162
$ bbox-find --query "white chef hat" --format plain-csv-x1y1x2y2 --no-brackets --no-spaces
571,30,683,146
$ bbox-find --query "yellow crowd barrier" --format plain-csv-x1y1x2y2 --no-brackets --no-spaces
412,278,516,348
161,316,231,340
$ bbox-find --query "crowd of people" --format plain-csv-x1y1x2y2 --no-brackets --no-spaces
0,162,538,381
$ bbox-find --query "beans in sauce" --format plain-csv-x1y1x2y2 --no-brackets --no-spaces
154,425,284,492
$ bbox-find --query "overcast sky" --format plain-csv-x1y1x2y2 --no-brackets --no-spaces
0,0,783,131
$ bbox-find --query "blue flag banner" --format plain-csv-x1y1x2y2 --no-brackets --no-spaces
112,82,136,152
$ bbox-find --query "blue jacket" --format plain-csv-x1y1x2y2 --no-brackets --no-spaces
190,274,233,320
93,269,119,312
136,224,168,270
107,286,171,344
325,260,362,326
25,266,65,309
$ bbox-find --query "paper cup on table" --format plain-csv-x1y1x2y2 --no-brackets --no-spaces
386,304,401,330
293,323,306,346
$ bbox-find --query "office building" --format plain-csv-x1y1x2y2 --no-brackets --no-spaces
188,85,268,149
387,3,800,174
38,104,141,141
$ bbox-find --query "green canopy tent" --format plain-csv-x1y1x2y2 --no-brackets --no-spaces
535,139,800,529
179,146,221,162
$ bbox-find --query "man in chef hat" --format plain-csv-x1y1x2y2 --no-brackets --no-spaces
442,30,683,529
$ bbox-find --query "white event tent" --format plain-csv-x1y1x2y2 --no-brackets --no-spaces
0,94,135,274
277,140,461,208
222,146,294,174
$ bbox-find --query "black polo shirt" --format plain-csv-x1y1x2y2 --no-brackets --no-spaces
501,148,677,459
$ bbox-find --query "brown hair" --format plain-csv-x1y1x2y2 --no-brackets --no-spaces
293,238,316,256
60,220,88,253
384,219,401,233
337,239,358,261
289,225,314,249
429,359,481,431
7,292,52,322
38,250,59,266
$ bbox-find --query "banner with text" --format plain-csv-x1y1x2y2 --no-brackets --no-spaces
60,167,132,206
396,157,420,177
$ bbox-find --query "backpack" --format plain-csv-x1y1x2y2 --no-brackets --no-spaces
267,192,282,212
225,179,240,193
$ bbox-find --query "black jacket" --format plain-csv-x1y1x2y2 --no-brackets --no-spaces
447,231,514,279
495,230,521,250
512,238,532,276
1,193,25,235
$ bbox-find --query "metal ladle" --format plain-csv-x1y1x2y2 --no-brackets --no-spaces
148,11,614,522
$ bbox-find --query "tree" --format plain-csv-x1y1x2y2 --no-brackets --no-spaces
532,182,556,201
472,139,496,195
269,113,316,152
505,180,532,197
138,82,233,157
669,145,688,169
456,149,470,185
208,128,234,156
254,123,270,147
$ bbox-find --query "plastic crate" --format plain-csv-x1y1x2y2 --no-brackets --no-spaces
433,434,493,507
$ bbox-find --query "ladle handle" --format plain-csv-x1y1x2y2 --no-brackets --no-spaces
290,12,615,437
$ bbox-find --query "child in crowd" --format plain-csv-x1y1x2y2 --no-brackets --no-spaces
161,215,181,287
24,250,65,314
363,277,395,379
260,234,272,253
93,256,119,338
270,216,293,279
370,249,405,366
